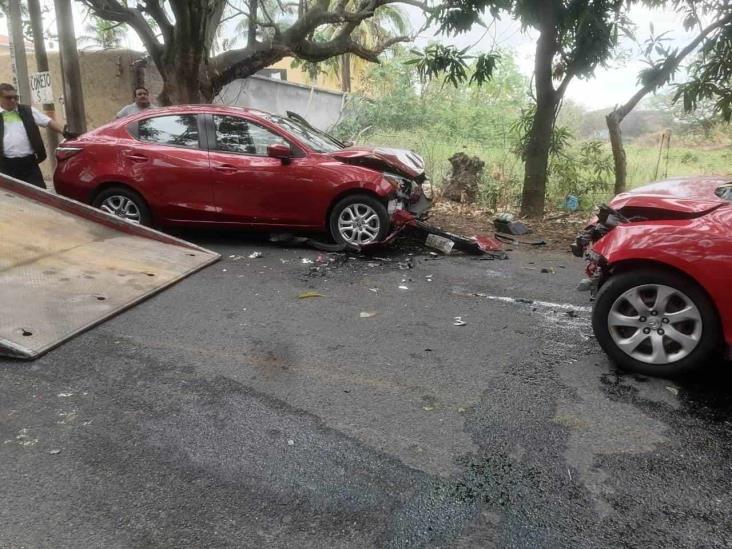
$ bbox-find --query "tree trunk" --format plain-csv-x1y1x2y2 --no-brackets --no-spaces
606,110,627,195
521,100,556,217
341,53,351,92
158,54,213,105
520,6,559,218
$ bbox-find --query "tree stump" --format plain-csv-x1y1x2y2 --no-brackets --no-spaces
441,152,484,203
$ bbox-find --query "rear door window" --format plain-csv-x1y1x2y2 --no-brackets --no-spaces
213,115,289,156
136,114,200,149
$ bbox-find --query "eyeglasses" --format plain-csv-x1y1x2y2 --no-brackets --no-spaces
2,95,19,101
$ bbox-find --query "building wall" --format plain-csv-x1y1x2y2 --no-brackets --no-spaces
217,75,346,131
269,56,367,93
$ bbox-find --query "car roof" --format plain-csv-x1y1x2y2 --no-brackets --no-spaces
123,104,273,120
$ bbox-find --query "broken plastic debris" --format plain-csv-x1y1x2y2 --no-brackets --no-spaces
398,285,409,290
248,252,263,259
425,234,454,255
57,392,73,398
301,258,314,264
287,439,295,446
666,386,679,396
422,405,435,411
298,291,324,299
49,449,61,455
360,311,377,318
541,267,556,274
453,316,466,326
369,288,379,293
577,278,593,292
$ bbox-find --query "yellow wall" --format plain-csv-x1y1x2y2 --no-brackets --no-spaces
269,56,367,93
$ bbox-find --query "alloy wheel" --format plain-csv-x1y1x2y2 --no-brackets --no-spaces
100,195,141,224
337,203,381,245
608,284,703,365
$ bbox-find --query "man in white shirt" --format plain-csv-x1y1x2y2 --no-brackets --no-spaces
0,82,68,189
116,86,156,119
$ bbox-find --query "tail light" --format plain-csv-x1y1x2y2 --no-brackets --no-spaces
56,146,83,161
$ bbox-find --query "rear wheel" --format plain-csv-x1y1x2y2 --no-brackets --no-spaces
92,186,152,226
592,268,721,377
329,194,390,246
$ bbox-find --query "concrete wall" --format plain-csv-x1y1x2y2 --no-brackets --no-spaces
215,75,347,131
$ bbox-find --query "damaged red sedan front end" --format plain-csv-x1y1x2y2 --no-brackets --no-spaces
573,177,732,376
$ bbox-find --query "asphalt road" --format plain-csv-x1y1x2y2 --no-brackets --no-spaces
1,233,731,548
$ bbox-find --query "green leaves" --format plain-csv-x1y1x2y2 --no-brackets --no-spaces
470,53,500,85
406,45,497,88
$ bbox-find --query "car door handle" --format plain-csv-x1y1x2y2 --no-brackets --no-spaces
214,164,238,174
124,152,148,162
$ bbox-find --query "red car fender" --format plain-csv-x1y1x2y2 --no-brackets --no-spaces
593,218,732,345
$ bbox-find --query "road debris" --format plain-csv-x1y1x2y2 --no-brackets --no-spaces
425,234,455,255
453,316,466,326
541,267,556,274
494,213,530,235
248,252,264,259
287,439,295,446
49,449,61,455
398,285,409,290
666,386,679,396
360,311,378,318
298,291,324,299
301,258,314,264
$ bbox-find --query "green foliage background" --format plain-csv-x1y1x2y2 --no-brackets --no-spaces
332,49,732,212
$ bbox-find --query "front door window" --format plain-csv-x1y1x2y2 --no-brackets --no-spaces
213,115,288,156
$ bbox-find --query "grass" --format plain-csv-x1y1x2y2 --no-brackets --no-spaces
358,129,732,213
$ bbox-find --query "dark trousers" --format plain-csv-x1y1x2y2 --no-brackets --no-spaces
0,155,46,189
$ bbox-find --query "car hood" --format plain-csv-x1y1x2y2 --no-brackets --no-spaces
610,177,731,217
329,146,425,179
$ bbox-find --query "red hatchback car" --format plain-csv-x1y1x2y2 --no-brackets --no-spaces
54,105,430,246
574,177,732,376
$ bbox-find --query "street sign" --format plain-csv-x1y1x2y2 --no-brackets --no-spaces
29,71,53,105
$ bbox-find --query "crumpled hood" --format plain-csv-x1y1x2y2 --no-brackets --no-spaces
610,177,731,217
329,146,425,179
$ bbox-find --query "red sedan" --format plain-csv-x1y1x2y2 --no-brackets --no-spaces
54,105,430,246
573,177,732,376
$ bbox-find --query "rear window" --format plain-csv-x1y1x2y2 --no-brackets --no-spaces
136,114,200,149
715,184,732,201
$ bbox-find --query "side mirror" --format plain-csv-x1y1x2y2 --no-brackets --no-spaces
267,143,292,161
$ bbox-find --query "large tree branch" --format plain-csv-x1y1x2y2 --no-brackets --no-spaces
81,0,163,64
140,0,173,45
613,11,732,122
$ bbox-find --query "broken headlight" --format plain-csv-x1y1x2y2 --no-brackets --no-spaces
383,172,413,198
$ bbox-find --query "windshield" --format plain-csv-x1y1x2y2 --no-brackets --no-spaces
260,114,343,153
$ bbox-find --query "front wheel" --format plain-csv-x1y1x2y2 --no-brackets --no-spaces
329,194,390,246
592,268,721,377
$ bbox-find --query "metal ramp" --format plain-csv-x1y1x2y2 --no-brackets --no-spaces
0,175,220,359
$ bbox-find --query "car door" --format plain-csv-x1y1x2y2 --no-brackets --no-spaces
207,113,316,226
123,113,215,223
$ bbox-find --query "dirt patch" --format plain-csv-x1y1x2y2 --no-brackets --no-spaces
425,201,588,253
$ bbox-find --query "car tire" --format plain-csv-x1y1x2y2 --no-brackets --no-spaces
329,194,390,246
93,186,152,226
592,268,721,377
